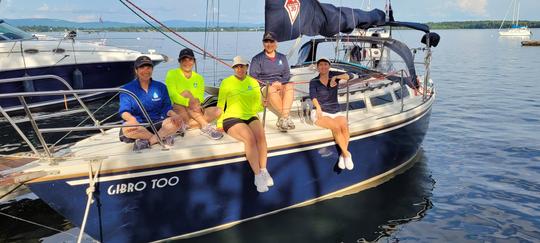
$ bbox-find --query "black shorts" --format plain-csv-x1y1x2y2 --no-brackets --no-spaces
119,121,163,143
223,117,259,133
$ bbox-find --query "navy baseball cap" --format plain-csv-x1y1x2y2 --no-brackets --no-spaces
178,48,195,60
262,31,277,42
134,55,153,68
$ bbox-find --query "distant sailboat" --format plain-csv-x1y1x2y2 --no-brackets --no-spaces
499,0,532,36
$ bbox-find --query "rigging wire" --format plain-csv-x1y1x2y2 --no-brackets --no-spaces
203,0,210,60
119,0,231,68
118,0,203,55
235,0,242,56
214,0,221,85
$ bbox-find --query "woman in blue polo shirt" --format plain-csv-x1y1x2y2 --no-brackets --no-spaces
309,57,355,170
119,56,183,151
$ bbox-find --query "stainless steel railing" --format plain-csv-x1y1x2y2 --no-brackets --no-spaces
0,75,166,162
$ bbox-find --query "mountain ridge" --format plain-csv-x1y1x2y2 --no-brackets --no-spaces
3,18,262,28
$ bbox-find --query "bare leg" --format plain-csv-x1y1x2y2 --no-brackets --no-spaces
188,105,209,127
226,123,261,174
282,83,295,118
336,116,350,149
315,116,350,157
267,84,284,117
174,104,208,129
248,119,268,169
122,121,154,140
203,107,222,123
149,117,181,145
173,105,191,125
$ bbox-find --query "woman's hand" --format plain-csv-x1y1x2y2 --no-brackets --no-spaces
330,76,338,87
271,81,282,90
316,109,323,119
123,119,140,133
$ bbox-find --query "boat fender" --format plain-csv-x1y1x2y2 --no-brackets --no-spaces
350,46,363,62
421,32,440,47
73,68,84,89
300,98,314,125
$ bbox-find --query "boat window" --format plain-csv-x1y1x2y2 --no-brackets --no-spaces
0,22,34,41
340,99,366,111
296,43,312,65
370,93,393,106
394,87,410,100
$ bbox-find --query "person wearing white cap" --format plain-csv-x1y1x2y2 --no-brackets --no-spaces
216,56,273,193
309,57,355,170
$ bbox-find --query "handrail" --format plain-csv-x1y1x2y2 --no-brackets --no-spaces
0,75,167,160
0,75,102,131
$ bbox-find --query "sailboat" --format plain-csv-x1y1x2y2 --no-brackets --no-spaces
0,0,439,242
499,0,532,36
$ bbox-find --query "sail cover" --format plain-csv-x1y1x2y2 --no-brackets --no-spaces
266,0,386,42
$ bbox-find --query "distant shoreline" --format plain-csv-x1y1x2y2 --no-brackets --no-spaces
18,26,264,33
16,20,540,33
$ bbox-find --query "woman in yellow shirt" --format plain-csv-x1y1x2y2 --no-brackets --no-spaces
217,56,273,193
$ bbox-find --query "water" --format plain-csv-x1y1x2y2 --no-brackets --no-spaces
1,29,540,242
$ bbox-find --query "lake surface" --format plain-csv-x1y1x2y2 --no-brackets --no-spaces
1,29,540,242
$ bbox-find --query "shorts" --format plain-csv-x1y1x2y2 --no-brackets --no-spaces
311,111,344,124
223,117,259,133
119,121,163,143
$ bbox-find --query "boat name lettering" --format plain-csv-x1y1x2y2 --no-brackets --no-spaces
107,176,180,195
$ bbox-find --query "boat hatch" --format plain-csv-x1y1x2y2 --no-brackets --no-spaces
394,87,410,100
370,92,394,107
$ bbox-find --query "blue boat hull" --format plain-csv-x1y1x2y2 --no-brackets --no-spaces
0,62,135,112
28,108,431,242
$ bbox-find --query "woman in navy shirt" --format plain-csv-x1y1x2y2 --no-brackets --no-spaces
249,31,294,132
309,57,354,170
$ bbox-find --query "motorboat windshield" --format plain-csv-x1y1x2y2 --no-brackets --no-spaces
0,20,35,41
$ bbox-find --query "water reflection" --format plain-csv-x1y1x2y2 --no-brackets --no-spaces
179,151,434,243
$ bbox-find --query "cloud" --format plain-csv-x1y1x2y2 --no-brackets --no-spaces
457,0,487,15
37,3,49,11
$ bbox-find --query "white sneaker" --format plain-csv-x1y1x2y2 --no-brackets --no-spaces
254,173,269,192
284,117,295,130
276,117,287,132
260,168,274,187
345,155,354,170
338,155,346,169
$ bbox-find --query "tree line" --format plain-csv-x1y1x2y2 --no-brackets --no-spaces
18,21,540,33
427,21,540,29
19,26,263,33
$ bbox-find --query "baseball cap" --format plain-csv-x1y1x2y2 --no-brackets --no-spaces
134,55,153,68
262,31,277,42
316,57,331,65
178,48,195,60
231,56,249,68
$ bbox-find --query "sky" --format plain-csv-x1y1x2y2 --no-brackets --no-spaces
0,0,539,24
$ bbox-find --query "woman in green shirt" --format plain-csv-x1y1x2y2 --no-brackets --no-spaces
217,56,273,193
